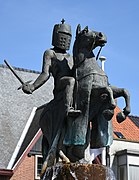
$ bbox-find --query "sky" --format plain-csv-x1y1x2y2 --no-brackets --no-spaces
0,0,139,116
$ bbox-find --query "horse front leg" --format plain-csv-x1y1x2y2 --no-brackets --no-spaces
111,87,131,123
106,86,116,109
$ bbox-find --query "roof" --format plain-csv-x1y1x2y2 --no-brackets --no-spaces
0,64,54,169
128,115,139,128
13,105,47,168
112,107,139,142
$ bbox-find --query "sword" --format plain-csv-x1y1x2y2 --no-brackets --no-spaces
4,60,32,90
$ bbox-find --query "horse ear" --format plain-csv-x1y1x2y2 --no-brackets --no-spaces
84,26,88,33
76,24,81,36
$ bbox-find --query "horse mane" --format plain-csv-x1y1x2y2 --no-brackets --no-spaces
73,30,95,67
73,38,78,63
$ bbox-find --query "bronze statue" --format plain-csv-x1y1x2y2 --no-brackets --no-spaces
63,25,130,161
22,21,130,165
5,21,131,178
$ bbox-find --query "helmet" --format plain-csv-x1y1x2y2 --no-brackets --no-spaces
52,19,72,50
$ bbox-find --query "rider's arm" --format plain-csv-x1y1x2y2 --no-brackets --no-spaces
22,50,52,94
32,50,52,91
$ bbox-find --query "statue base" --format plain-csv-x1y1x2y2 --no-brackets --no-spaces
42,163,116,180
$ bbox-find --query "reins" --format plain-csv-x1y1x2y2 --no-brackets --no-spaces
96,46,103,61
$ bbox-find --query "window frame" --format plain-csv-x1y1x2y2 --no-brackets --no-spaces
35,154,43,180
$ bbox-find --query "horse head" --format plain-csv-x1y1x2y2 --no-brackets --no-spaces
73,24,107,54
73,24,107,66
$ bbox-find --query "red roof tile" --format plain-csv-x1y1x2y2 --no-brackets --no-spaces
112,107,139,142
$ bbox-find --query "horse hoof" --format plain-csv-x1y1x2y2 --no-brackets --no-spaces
116,112,126,123
123,107,131,116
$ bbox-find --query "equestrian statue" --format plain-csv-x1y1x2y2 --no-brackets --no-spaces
4,21,131,178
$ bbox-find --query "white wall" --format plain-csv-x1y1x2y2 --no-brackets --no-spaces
110,140,139,178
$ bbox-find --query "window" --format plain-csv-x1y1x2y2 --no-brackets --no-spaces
114,131,125,139
129,165,139,180
116,150,139,180
30,135,42,155
35,155,43,180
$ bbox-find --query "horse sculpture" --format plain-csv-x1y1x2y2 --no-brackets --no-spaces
63,25,131,160
73,24,130,122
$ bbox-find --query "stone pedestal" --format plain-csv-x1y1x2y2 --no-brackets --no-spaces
43,163,116,180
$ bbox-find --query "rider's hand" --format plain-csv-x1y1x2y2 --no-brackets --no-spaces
22,83,34,94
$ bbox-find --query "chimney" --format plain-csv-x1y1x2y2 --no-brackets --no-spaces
99,56,106,71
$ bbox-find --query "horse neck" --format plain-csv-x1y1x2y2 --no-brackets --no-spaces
74,40,95,58
73,40,96,67
73,50,95,68
77,49,95,61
